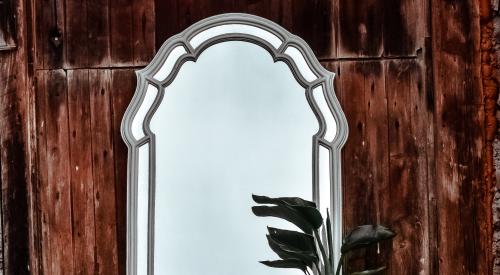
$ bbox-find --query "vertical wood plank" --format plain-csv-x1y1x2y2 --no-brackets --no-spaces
111,69,136,275
90,69,118,274
0,16,33,272
110,0,134,66
382,0,424,56
65,0,89,67
431,0,489,273
337,0,424,58
86,0,110,67
337,61,393,273
40,69,74,274
363,61,390,272
35,71,51,275
337,61,373,273
337,0,383,57
133,0,156,65
155,0,335,59
67,69,96,275
35,0,65,68
385,60,429,274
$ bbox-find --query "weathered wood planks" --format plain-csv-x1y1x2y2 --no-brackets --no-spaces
24,0,492,275
333,60,431,274
35,69,138,274
35,0,155,69
431,0,491,274
0,1,33,273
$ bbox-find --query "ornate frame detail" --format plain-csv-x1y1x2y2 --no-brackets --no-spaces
121,13,349,275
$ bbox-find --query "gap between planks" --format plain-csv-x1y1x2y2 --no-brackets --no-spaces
319,55,419,62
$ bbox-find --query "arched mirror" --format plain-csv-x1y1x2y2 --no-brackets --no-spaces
122,13,348,275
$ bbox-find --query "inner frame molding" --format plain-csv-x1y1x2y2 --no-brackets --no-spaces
121,13,349,275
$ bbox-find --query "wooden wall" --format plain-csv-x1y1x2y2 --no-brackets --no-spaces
31,0,154,274
0,0,490,274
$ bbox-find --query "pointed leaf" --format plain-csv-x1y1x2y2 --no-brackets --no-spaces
326,209,334,267
341,225,396,253
260,259,307,272
350,266,387,275
267,227,316,254
267,235,318,266
252,194,316,208
252,205,313,233
292,205,323,229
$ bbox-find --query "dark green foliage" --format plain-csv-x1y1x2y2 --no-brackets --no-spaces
341,225,396,253
259,259,308,272
267,227,316,254
252,194,395,275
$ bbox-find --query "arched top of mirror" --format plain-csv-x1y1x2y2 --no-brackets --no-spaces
122,13,348,149
121,13,349,275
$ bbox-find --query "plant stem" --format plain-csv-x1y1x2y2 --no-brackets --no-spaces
335,254,344,275
313,229,331,275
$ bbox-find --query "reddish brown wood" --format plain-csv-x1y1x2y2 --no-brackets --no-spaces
431,0,490,274
336,0,424,58
0,1,33,272
67,69,96,275
0,0,16,49
110,0,134,66
89,70,118,274
35,0,64,68
385,60,429,274
21,1,493,275
155,0,335,59
65,0,89,67
110,69,136,275
37,69,75,275
132,0,156,65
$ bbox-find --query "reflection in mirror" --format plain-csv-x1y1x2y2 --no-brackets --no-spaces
137,145,150,275
150,41,318,275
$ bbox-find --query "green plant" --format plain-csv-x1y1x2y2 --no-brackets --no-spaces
251,194,395,275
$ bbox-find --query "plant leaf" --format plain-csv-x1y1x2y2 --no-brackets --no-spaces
252,194,316,208
341,225,396,253
252,205,314,234
259,259,308,272
350,266,387,275
266,235,318,266
326,208,333,267
292,205,323,229
267,227,316,254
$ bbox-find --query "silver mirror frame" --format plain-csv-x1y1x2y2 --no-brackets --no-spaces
121,13,349,275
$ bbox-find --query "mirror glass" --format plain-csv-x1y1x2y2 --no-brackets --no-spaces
149,41,319,275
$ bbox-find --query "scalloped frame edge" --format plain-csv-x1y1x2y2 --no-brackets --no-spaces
121,13,349,275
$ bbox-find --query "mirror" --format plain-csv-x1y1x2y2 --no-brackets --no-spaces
122,13,348,275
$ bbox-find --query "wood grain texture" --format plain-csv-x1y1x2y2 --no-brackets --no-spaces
67,69,96,275
23,1,493,275
0,0,17,49
110,69,136,275
35,0,155,69
431,0,490,274
0,1,33,273
89,70,118,274
36,69,75,275
155,0,335,59
34,68,137,274
334,60,430,274
385,60,429,274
